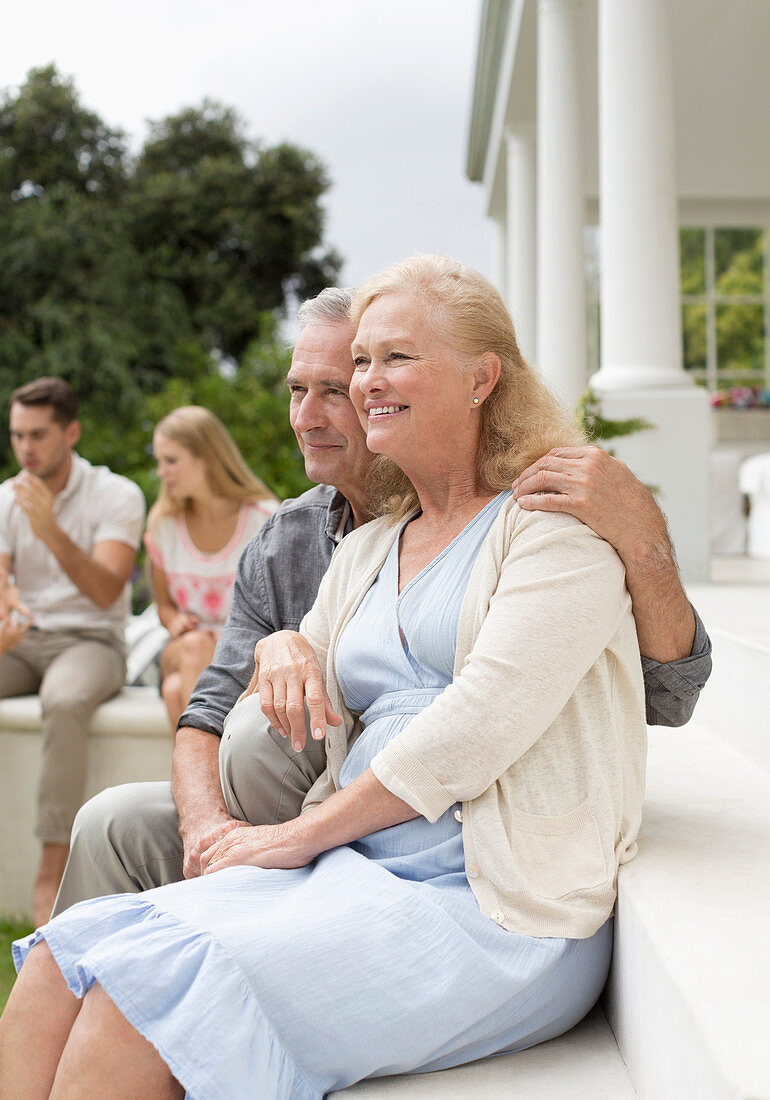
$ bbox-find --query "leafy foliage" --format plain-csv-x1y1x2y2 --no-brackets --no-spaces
0,65,340,499
131,103,342,358
576,388,654,446
0,64,127,199
0,918,32,1010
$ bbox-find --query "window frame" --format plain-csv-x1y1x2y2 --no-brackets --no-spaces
680,224,770,390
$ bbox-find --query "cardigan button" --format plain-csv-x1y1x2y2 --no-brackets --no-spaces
453,809,463,823
492,911,506,925
467,867,478,879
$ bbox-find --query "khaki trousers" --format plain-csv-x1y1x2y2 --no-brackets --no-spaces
0,628,126,844
52,695,327,917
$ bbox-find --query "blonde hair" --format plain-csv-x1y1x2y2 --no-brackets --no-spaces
350,254,583,520
147,406,276,533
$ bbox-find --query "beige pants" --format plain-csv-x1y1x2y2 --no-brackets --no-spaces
52,694,327,917
0,628,126,844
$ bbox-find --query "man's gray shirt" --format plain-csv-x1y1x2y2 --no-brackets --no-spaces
179,484,712,736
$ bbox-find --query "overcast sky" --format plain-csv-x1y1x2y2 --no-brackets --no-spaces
2,0,492,290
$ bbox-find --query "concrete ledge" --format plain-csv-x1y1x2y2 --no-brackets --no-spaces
606,723,770,1099
0,686,170,739
687,583,770,774
696,628,770,774
0,687,171,920
333,1006,635,1098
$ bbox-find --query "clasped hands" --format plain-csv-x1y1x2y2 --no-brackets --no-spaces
182,815,318,879
199,816,320,877
197,631,341,878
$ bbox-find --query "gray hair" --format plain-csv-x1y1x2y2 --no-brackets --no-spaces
297,286,355,328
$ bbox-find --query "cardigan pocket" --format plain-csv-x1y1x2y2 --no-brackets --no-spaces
509,799,607,900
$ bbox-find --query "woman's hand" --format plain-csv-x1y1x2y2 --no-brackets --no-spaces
200,818,317,874
183,817,248,879
246,630,342,752
168,611,200,639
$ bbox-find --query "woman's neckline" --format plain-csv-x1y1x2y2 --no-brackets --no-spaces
396,490,510,596
177,502,248,561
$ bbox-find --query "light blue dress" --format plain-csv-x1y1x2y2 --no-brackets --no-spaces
15,492,612,1099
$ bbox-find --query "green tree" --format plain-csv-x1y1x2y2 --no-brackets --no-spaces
0,65,201,467
0,66,341,490
130,101,342,358
0,63,127,199
80,317,310,504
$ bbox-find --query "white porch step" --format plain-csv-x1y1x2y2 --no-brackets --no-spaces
687,583,770,773
606,722,770,1100
334,1005,635,1098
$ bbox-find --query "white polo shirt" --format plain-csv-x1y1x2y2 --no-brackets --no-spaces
0,453,146,643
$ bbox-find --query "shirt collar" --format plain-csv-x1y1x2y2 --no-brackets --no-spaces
56,452,88,505
325,490,355,544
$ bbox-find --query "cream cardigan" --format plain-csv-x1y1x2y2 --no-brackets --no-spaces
300,497,647,939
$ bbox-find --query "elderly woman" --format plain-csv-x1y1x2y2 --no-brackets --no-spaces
0,257,646,1099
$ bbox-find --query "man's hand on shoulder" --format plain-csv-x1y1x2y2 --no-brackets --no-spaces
512,446,670,570
513,445,696,662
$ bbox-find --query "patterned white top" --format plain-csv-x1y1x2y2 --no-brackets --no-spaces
144,500,277,631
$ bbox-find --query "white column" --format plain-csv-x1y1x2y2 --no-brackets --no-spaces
505,128,537,362
536,0,586,406
592,0,689,390
490,215,508,303
591,0,710,580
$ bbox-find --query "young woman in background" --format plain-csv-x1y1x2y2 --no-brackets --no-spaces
146,406,278,730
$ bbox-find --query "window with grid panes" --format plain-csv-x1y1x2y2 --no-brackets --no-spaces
680,227,768,391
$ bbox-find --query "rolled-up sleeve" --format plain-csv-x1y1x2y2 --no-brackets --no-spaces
94,479,145,549
641,606,712,727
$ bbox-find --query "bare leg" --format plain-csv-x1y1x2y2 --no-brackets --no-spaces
177,633,216,718
51,983,184,1099
0,942,81,1099
161,631,218,731
34,842,70,928
160,670,185,732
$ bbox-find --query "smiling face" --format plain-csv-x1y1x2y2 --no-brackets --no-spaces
153,432,209,503
287,320,373,520
349,293,481,476
9,402,79,487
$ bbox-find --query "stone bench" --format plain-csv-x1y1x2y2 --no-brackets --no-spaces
0,686,171,919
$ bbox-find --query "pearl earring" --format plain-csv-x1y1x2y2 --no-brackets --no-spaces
472,397,480,405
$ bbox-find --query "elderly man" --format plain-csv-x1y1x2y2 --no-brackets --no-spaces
0,378,145,925
53,289,711,914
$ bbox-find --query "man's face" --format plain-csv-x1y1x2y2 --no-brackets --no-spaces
9,403,79,483
287,321,373,503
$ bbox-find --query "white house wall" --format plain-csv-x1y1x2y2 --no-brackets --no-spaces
672,0,770,198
